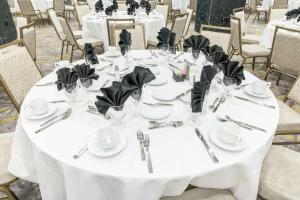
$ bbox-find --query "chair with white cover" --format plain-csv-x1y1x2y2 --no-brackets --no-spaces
272,0,288,9
259,145,300,199
75,4,90,29
17,0,44,25
233,7,260,44
163,0,180,20
269,8,288,21
15,17,28,39
229,16,271,70
114,24,147,49
264,26,300,85
156,4,169,27
58,15,104,62
0,41,42,112
65,0,77,20
171,13,188,49
20,22,36,61
47,9,82,60
182,8,193,39
160,187,235,200
8,0,21,16
0,132,18,200
106,18,135,46
53,0,65,15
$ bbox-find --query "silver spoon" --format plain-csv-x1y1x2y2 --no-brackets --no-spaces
216,116,252,130
212,97,225,113
209,97,219,110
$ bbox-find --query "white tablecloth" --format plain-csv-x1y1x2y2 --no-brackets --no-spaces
171,0,191,13
8,51,279,200
82,12,164,50
14,0,53,12
288,0,300,10
260,19,300,48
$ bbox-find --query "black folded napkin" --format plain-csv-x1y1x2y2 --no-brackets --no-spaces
286,10,293,20
183,35,210,55
156,27,172,48
201,65,217,85
132,1,139,9
168,32,176,54
95,0,104,12
56,67,78,91
191,81,209,112
211,51,228,72
126,0,134,5
122,66,155,90
127,4,135,15
207,45,223,57
220,60,245,86
95,81,135,114
112,0,118,11
118,29,132,55
140,0,146,8
72,63,99,81
84,43,99,65
298,16,300,22
105,6,113,16
145,1,151,15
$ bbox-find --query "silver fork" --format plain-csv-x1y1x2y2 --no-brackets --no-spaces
40,108,72,127
143,134,153,173
148,121,184,129
216,116,252,130
137,130,145,161
209,97,219,110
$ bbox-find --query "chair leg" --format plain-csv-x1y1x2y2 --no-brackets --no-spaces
276,73,282,86
252,57,256,71
66,43,69,53
70,46,74,63
264,68,271,80
252,13,258,23
61,40,65,60
228,49,235,59
0,186,19,200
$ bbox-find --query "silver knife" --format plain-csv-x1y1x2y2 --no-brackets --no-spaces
40,108,71,127
142,102,173,106
172,52,184,60
225,115,267,132
195,128,219,163
234,96,276,109
36,82,56,86
49,100,66,103
175,89,192,99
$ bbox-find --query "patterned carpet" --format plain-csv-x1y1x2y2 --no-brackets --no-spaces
0,14,299,199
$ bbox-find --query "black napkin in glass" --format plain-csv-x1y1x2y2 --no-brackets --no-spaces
220,60,245,86
211,51,228,72
183,35,210,55
105,6,113,16
286,10,293,20
140,0,146,8
95,0,103,12
84,43,99,65
201,65,217,85
95,81,135,114
56,67,78,91
132,1,139,9
145,1,151,15
127,4,135,15
126,0,134,5
72,63,99,81
156,27,172,48
122,66,156,90
191,81,209,112
207,45,223,56
118,29,132,55
298,16,300,22
112,0,118,11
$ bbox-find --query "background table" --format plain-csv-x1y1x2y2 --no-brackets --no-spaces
8,51,279,200
14,0,53,12
82,12,164,50
171,0,191,13
288,0,300,10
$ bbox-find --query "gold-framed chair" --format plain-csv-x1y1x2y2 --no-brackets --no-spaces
17,0,44,25
20,22,36,62
14,17,28,39
182,8,193,39
268,8,288,21
162,0,180,20
106,18,135,46
58,15,104,62
0,40,42,112
74,3,90,29
246,0,258,21
53,0,65,15
264,26,300,85
170,13,188,50
229,16,270,70
0,132,19,200
188,0,197,17
156,4,169,27
272,0,288,9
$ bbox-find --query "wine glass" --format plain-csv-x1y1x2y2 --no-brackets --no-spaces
63,82,79,104
123,45,131,66
222,76,237,98
159,43,169,56
79,78,93,104
109,105,126,128
131,89,143,117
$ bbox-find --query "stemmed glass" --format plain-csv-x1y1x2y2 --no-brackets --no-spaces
79,78,93,104
109,105,126,128
222,76,237,98
130,88,143,117
63,82,79,104
159,43,169,56
123,45,131,67
191,49,200,65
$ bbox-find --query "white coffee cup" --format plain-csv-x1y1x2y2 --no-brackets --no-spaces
96,127,120,150
26,98,49,116
251,80,271,95
218,123,242,145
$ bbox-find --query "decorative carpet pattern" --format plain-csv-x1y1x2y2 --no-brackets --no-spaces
0,15,299,199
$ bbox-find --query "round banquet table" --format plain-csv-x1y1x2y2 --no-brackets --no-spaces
8,50,279,200
288,0,300,10
260,19,300,48
14,0,53,12
82,12,164,50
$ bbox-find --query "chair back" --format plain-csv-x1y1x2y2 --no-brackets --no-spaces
47,9,65,40
273,0,288,8
58,15,78,47
270,26,300,77
288,77,300,104
249,0,257,11
269,8,287,20
183,8,193,37
156,4,169,27
230,16,242,53
171,13,188,44
233,7,246,34
114,24,147,49
149,0,157,11
162,0,172,17
107,18,135,46
15,17,28,39
17,0,35,15
20,22,36,61
75,4,90,28
189,0,197,11
118,3,127,11
54,0,65,14
86,0,93,8
0,45,42,112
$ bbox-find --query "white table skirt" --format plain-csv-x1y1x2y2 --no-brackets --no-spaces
13,0,53,12
8,51,279,200
288,0,300,10
82,12,164,50
260,19,300,48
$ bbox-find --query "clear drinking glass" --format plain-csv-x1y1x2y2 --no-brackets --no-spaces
159,44,169,56
131,89,143,117
123,45,131,66
63,82,79,103
192,49,200,65
222,76,236,97
109,105,126,128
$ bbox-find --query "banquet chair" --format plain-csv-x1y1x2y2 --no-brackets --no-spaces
171,13,188,50
259,145,300,199
58,15,104,62
65,0,78,20
156,4,169,27
229,16,270,70
162,0,180,20
233,7,261,44
8,0,21,17
20,22,36,62
0,42,42,112
245,0,258,21
17,0,44,25
188,0,197,17
15,17,28,39
272,0,288,9
53,0,65,15
149,0,157,11
74,4,90,29
160,187,235,200
107,18,135,46
264,26,300,85
269,8,288,21
118,2,127,11
47,9,82,60
0,132,19,200
113,24,147,49
182,8,193,39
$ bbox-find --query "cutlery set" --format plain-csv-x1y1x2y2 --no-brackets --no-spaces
137,130,153,173
148,121,184,129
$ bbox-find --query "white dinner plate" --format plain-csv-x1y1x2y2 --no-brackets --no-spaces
140,104,172,120
148,75,167,86
209,129,247,152
152,87,178,101
88,134,127,157
244,85,271,98
104,51,121,58
24,104,57,120
106,67,132,76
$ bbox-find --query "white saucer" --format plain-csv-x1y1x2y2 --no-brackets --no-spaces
152,88,178,101
106,67,131,75
209,130,247,152
179,92,191,103
104,51,121,58
148,75,167,86
244,85,271,98
140,104,172,120
88,134,127,157
24,104,57,120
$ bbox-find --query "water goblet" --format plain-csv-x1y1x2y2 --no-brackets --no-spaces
63,82,79,104
222,76,237,98
109,105,126,128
